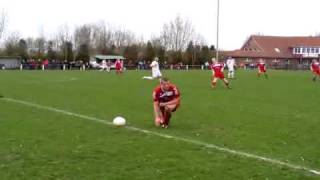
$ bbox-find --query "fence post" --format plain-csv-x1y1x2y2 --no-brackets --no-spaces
20,64,23,70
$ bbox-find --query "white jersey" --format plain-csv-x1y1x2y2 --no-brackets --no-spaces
150,60,162,78
101,60,107,68
150,61,160,71
226,58,235,71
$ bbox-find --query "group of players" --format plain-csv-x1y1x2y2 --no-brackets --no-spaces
145,57,320,129
99,59,123,74
0,56,317,129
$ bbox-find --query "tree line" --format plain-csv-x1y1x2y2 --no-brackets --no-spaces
0,13,216,65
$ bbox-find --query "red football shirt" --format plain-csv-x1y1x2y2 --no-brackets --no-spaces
257,63,266,71
115,60,121,69
210,63,224,74
153,84,180,103
311,62,320,71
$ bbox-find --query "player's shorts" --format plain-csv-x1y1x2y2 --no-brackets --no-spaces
313,70,320,75
259,69,266,73
213,73,225,79
116,66,121,71
160,103,180,113
152,70,162,78
227,67,234,72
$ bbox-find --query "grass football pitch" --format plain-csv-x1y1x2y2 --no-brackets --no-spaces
0,70,319,179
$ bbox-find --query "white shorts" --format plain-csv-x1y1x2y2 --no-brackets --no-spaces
228,67,234,72
152,70,162,78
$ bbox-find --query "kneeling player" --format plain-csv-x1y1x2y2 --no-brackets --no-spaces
310,59,320,81
211,58,231,89
257,59,268,79
153,77,180,128
143,57,162,80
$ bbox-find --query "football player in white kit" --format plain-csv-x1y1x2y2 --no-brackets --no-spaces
143,57,162,80
99,60,107,71
226,57,236,79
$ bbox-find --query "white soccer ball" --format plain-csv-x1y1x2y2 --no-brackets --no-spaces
113,116,126,126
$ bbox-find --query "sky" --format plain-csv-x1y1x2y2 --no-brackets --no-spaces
2,0,320,50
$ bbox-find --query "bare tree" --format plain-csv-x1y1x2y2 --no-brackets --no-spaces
4,31,20,55
150,36,162,48
55,24,72,49
90,22,136,53
34,26,47,58
33,37,46,59
91,21,113,54
54,24,73,60
0,9,8,40
73,24,97,60
25,37,35,55
74,24,94,49
112,27,136,48
193,34,207,46
160,16,195,51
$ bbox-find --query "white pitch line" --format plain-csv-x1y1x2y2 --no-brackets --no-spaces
1,97,320,176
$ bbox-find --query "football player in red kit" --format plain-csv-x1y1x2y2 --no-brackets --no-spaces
115,59,122,74
210,58,231,89
310,59,320,81
257,59,268,79
153,77,180,128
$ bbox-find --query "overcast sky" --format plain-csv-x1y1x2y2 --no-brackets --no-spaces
2,0,320,50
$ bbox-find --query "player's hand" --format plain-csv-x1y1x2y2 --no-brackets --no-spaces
155,116,163,124
156,116,164,123
159,103,166,107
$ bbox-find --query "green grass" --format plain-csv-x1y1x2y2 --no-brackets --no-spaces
0,69,319,179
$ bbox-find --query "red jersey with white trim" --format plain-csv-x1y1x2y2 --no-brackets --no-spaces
257,63,266,72
115,60,121,69
210,63,224,74
311,62,320,71
153,84,180,103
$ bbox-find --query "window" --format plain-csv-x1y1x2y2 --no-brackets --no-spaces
297,48,301,54
311,48,315,53
302,48,306,53
307,48,310,53
316,48,320,54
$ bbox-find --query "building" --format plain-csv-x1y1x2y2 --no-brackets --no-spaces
0,56,21,69
225,35,320,69
89,55,126,69
93,55,126,62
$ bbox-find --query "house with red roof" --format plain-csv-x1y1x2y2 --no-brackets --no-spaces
225,35,320,69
